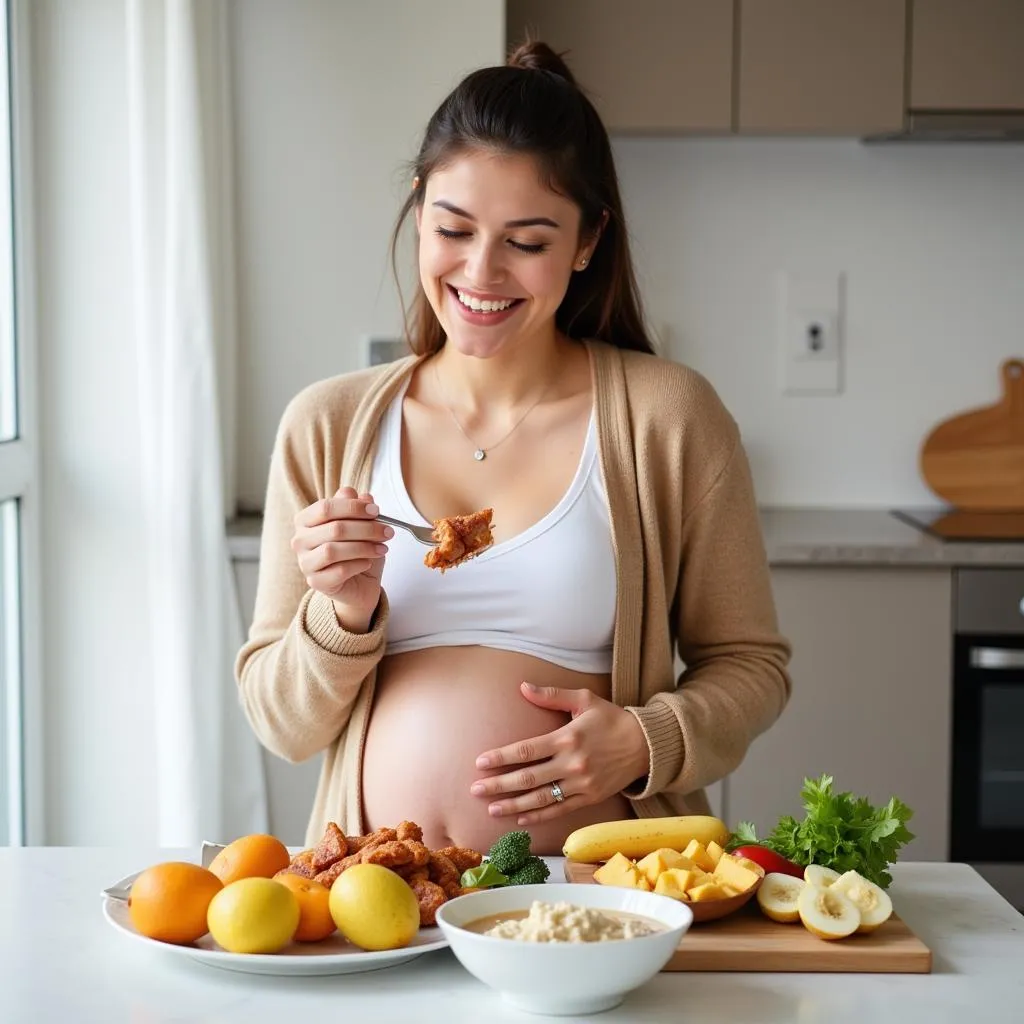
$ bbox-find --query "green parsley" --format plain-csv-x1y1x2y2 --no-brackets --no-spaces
728,774,915,889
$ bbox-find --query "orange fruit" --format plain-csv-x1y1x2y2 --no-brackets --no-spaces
128,861,223,945
208,834,291,886
275,873,337,942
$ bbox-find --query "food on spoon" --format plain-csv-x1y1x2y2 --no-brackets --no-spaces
804,864,841,888
727,774,914,888
127,862,224,945
424,507,494,572
562,814,729,863
206,877,301,954
829,870,893,933
756,872,806,923
207,833,292,886
797,882,861,940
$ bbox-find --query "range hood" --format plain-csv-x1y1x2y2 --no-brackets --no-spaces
864,110,1024,143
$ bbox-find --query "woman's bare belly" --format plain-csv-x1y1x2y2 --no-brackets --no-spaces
360,646,635,855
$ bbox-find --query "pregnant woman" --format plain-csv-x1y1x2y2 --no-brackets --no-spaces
235,42,792,854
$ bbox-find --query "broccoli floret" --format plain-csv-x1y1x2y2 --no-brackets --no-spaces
507,855,550,886
487,830,532,874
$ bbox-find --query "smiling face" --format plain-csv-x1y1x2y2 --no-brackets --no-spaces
415,149,594,360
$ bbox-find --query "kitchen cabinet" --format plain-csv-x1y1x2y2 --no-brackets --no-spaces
737,0,907,134
505,0,734,133
725,567,953,861
910,0,1024,110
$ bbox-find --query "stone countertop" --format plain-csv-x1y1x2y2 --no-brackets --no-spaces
7,849,1023,1024
227,509,1024,567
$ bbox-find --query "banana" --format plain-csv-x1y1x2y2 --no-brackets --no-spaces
562,815,730,863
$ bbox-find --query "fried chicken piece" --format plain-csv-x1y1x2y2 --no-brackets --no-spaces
402,840,431,867
410,879,448,927
314,850,363,888
436,846,483,874
278,849,316,879
347,827,398,852
362,840,414,870
424,508,494,572
428,852,463,898
396,865,430,885
396,820,423,843
311,822,348,871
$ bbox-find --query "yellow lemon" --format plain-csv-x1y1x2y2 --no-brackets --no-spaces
206,877,300,954
328,863,420,951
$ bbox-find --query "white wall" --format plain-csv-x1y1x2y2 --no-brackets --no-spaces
232,0,505,511
31,0,503,844
612,138,1024,507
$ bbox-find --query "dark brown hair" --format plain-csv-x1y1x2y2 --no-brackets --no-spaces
389,40,655,357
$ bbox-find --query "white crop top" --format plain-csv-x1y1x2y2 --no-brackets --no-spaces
369,381,616,674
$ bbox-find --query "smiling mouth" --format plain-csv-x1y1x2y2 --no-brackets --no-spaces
448,284,524,314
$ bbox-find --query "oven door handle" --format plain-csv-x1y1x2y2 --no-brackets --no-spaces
969,646,1024,669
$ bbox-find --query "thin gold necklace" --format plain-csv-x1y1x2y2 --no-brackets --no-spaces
434,361,548,462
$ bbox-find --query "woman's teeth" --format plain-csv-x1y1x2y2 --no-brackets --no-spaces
456,289,516,313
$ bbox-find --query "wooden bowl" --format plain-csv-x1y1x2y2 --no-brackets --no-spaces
687,875,762,923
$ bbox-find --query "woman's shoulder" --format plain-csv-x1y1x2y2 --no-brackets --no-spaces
590,340,739,440
277,356,417,439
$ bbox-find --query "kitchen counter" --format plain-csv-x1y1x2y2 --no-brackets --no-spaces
3,848,1022,1023
227,509,1024,567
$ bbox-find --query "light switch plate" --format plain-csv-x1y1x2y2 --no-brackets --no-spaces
777,271,845,395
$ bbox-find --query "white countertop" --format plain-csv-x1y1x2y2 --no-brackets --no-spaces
2,849,1023,1023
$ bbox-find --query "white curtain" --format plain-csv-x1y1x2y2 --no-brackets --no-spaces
125,0,268,845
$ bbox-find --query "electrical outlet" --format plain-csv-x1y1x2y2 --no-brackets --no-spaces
778,272,844,395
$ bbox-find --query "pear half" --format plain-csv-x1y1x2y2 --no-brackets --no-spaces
803,863,841,888
829,870,893,933
756,872,806,923
797,883,860,940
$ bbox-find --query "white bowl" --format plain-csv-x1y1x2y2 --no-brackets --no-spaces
434,882,693,1017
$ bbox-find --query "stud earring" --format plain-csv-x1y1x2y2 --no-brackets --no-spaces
578,256,589,269
412,175,421,190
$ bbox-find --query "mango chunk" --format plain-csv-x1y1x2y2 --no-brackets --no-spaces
706,840,725,868
654,867,697,899
594,852,650,890
687,882,731,902
681,839,717,873
636,848,688,887
712,854,762,894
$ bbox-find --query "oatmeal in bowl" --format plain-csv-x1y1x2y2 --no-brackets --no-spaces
435,882,693,1016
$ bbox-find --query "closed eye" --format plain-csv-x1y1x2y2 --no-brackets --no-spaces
434,226,548,255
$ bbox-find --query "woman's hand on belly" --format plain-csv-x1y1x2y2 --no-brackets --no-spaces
470,682,651,826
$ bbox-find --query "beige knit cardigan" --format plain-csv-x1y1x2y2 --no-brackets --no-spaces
235,340,792,847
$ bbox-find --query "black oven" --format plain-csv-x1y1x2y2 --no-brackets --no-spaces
950,568,1024,864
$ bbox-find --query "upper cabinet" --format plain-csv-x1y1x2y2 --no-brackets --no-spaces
910,0,1024,110
737,0,906,134
505,0,734,133
505,1,1024,137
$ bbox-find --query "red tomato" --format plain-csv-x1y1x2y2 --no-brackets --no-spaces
731,846,805,879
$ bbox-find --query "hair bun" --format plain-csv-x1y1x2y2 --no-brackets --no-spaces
507,40,577,87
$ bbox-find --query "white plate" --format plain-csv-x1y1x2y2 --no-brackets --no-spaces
102,895,448,976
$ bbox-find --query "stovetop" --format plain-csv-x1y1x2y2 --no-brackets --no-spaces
892,507,1024,541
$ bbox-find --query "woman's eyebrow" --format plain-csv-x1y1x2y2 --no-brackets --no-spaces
432,199,559,229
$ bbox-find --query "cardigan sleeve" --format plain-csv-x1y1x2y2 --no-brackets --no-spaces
234,383,388,764
624,429,792,801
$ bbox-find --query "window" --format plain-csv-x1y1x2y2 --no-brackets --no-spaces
0,0,40,847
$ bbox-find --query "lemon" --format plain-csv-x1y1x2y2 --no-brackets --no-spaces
206,877,300,954
328,863,420,951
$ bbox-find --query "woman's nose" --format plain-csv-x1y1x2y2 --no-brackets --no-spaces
464,241,504,286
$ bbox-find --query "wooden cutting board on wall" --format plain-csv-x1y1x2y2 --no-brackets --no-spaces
920,358,1024,510
564,861,932,973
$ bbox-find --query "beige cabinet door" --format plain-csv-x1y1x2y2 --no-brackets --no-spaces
506,0,734,133
910,0,1024,110
738,0,906,134
726,568,953,862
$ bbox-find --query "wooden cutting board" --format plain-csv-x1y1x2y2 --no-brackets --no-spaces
920,358,1024,510
564,861,932,973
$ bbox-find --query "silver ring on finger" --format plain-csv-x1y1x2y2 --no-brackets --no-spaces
550,781,566,803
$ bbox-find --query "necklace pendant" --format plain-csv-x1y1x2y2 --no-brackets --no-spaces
473,449,486,462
